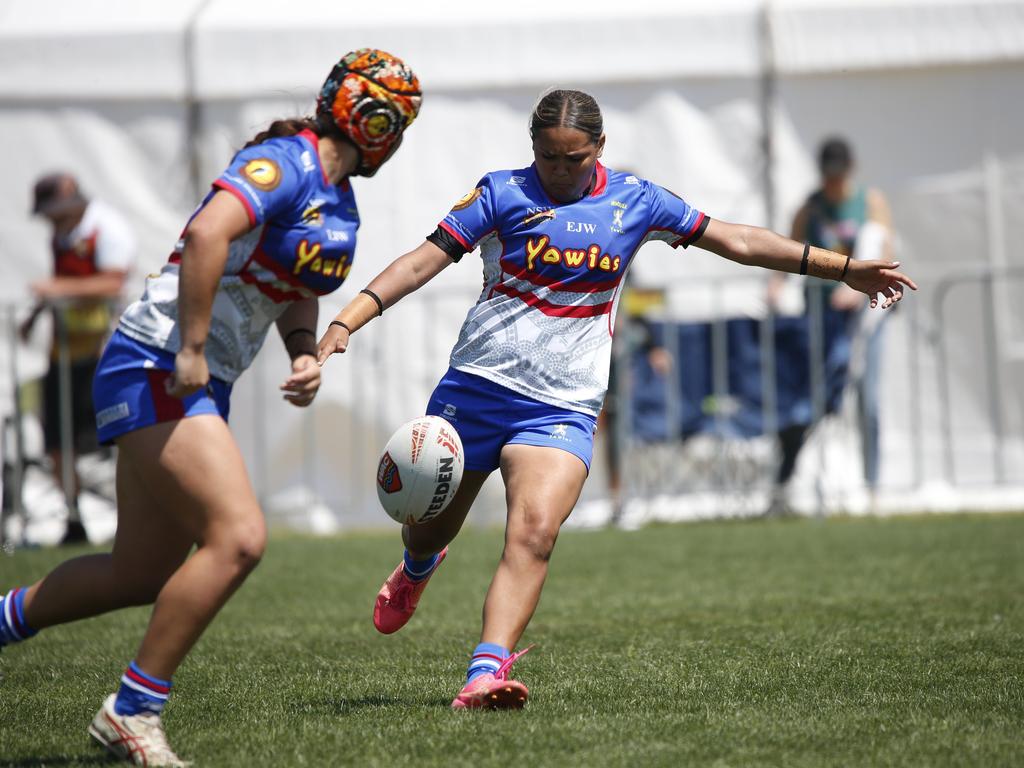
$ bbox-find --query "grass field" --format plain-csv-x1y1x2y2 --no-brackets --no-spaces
1,513,1022,767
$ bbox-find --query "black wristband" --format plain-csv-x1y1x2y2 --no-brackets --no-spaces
360,288,384,316
283,328,315,346
840,255,851,280
799,243,810,276
330,320,352,334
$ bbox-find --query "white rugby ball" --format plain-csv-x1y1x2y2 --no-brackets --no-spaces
376,415,464,525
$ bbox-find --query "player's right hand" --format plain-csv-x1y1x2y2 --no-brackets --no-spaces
316,323,350,366
166,347,209,399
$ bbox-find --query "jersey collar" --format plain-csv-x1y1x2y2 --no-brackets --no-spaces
297,129,334,188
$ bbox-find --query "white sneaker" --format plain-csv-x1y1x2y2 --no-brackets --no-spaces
88,694,190,767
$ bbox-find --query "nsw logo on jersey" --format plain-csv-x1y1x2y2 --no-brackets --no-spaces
242,158,282,191
610,201,628,234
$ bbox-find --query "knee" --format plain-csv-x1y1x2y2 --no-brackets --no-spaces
212,522,267,577
230,526,267,574
506,521,560,563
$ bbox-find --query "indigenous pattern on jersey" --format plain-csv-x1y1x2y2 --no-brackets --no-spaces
118,129,358,382
439,163,706,416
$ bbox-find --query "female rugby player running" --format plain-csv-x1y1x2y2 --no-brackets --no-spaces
0,49,421,765
317,89,915,711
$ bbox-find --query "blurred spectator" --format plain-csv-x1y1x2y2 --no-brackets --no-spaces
20,172,135,541
766,137,892,514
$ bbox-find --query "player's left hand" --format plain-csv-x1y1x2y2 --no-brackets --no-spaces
843,259,918,309
281,354,320,407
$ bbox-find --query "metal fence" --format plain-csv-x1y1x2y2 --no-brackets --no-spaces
3,268,1023,545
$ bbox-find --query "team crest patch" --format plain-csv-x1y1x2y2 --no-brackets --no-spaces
242,158,282,191
451,187,482,211
377,451,403,494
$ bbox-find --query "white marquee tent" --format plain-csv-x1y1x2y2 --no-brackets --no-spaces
2,0,1023,530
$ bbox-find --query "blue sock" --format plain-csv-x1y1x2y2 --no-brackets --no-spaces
467,642,509,682
403,550,439,582
0,588,38,647
114,660,172,716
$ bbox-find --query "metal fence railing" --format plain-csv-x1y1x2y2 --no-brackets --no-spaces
2,268,1022,545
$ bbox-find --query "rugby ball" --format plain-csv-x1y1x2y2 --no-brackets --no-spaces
376,416,464,525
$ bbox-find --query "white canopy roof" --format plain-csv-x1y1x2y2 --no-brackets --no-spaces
1,0,1021,100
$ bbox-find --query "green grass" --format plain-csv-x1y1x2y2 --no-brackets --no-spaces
1,513,1022,767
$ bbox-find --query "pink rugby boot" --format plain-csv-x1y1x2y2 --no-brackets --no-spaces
373,547,447,634
451,645,535,710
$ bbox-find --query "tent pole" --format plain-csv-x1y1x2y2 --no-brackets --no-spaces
758,1,781,499
184,0,214,203
760,0,777,231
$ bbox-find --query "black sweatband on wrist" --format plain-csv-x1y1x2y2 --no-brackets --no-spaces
840,255,851,280
360,288,384,316
283,328,315,346
799,243,810,276
330,320,352,333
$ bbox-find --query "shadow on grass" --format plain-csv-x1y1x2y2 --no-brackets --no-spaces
305,693,453,714
0,755,111,768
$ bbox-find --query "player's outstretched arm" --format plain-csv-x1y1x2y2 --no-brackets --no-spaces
317,240,454,365
695,218,917,309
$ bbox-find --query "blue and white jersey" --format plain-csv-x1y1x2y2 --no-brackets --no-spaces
440,163,706,416
118,130,358,382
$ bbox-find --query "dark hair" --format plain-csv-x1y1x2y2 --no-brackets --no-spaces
32,172,87,216
529,89,603,144
243,115,344,149
818,136,853,175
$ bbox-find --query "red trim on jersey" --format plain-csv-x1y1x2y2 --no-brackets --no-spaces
146,370,186,422
250,244,310,292
499,255,622,294
212,179,257,227
493,282,612,318
9,588,29,637
670,211,707,248
439,220,473,251
297,129,330,186
590,162,608,197
238,269,308,303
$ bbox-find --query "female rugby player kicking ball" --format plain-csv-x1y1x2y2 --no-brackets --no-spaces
317,88,916,711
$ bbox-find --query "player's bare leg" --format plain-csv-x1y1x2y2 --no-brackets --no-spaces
14,414,265,766
403,470,490,557
20,447,193,631
484,444,585,646
117,415,266,679
452,444,586,709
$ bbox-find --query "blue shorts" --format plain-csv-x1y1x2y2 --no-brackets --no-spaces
426,368,597,473
92,330,232,445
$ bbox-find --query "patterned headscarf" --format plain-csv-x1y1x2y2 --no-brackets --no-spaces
316,49,422,176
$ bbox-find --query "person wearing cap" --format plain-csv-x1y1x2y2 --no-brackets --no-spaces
766,136,894,515
21,173,136,542
0,49,421,766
